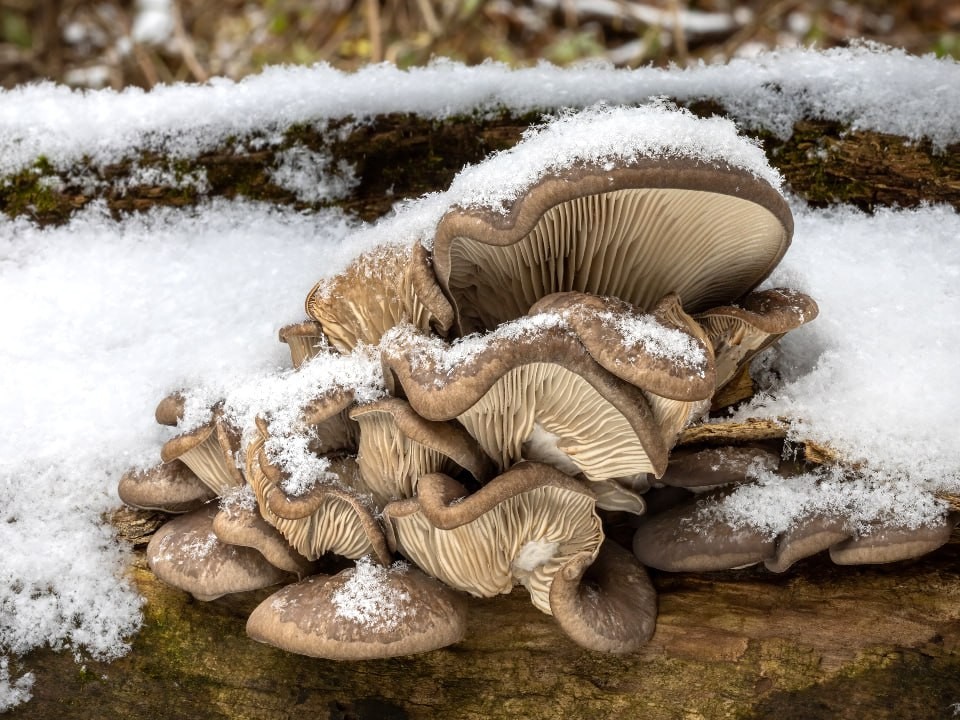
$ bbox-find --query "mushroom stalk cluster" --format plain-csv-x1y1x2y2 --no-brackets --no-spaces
119,122,953,661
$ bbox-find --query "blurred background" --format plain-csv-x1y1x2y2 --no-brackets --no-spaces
2,0,958,89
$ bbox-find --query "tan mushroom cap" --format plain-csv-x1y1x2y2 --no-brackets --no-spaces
696,288,819,392
382,462,603,614
549,541,657,653
244,425,391,565
431,158,793,334
212,490,316,576
299,388,361,455
829,514,959,565
154,391,185,426
380,321,670,482
278,320,329,369
632,493,776,571
764,514,849,573
160,412,244,496
350,397,495,508
304,242,454,354
659,446,780,490
529,291,715,445
118,460,216,514
146,505,290,601
246,561,467,660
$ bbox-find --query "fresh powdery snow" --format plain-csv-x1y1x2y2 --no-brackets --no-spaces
331,558,413,630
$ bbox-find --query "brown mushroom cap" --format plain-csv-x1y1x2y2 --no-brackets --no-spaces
764,514,849,573
350,397,495,507
632,493,776,571
829,514,958,565
154,391,186,426
659,446,780,490
160,413,244,496
696,288,819,392
304,242,454,354
212,488,316,576
246,560,467,660
380,320,670,481
278,321,329,369
549,541,657,653
382,462,603,614
146,505,289,601
431,159,793,335
118,460,216,513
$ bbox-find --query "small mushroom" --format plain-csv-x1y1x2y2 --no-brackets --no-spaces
549,541,657,653
632,492,776,571
829,514,959,565
278,321,329,369
659,446,780,490
118,460,216,514
764,514,849,573
246,558,467,660
146,505,290,601
382,462,603,614
154,391,185,426
350,397,495,507
695,288,819,393
304,242,454,354
431,159,793,334
160,411,244,496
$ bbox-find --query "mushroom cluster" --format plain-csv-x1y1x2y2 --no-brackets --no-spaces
119,117,955,660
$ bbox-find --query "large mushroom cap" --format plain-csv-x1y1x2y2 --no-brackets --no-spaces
118,460,216,514
382,462,603,614
146,505,289,601
431,159,793,334
246,559,468,660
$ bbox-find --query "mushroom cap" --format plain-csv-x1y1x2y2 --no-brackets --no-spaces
118,460,216,514
659,446,780,490
298,388,361,455
160,413,244,496
431,159,793,334
349,397,495,507
632,493,776,572
146,505,290,601
278,320,329,369
154,391,185,426
244,427,391,565
380,320,670,480
304,242,454,354
382,462,603,614
549,541,657,653
696,288,819,392
213,489,316,576
829,514,958,565
764,514,849,573
246,560,467,660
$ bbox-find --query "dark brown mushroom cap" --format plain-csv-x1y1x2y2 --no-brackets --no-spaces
159,412,244,496
696,288,819,391
304,242,454,354
431,158,793,334
212,491,316,576
380,321,669,479
382,463,603,613
549,541,657,653
349,397,495,507
829,514,959,565
632,493,776,572
146,505,290,601
118,460,216,514
764,514,849,573
244,426,391,565
246,561,467,660
659,446,780,489
278,320,328,369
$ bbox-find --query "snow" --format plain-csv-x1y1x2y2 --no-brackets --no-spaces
597,310,708,374
0,44,956,178
331,558,413,630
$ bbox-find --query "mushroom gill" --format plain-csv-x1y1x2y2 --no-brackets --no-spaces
431,159,793,335
382,463,603,614
278,320,329,369
160,411,244,496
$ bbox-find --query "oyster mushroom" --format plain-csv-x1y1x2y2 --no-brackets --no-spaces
278,320,329,369
349,397,495,507
765,514,849,573
246,558,467,660
160,411,244,496
118,460,216,514
659,446,781,490
382,462,603,614
304,242,454,354
146,505,290,601
829,514,959,565
431,159,793,334
154,391,186,427
696,288,819,393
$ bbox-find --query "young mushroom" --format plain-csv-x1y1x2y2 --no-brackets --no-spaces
118,460,216,514
278,320,329,369
160,411,244,496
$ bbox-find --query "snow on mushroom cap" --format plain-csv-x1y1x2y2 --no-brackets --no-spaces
331,557,415,631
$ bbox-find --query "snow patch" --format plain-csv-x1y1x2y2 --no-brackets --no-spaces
331,558,413,631
513,539,561,573
0,658,34,713
597,309,708,375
